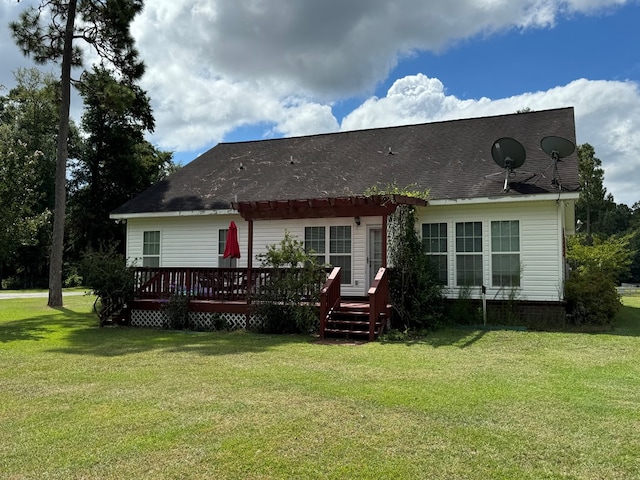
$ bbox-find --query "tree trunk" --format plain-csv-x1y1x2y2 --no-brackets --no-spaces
48,0,77,307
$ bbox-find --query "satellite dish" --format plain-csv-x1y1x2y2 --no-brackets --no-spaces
540,136,575,189
491,137,526,191
541,136,575,160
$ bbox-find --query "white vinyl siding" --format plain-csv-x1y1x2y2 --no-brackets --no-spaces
123,197,573,302
126,215,246,268
414,200,570,302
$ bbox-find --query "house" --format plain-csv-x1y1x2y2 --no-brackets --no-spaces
111,107,580,335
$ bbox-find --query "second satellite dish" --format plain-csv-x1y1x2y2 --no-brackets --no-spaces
541,136,575,188
541,136,575,160
491,137,526,191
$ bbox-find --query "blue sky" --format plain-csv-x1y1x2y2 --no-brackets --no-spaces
1,0,640,207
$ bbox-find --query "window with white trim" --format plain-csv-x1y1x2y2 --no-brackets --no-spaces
142,230,160,267
305,225,352,284
456,222,482,286
218,229,238,268
422,223,448,284
304,226,326,266
491,220,520,287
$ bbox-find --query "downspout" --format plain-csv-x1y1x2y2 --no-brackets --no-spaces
559,200,567,301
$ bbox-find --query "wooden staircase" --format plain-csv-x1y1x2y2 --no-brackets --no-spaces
319,267,391,341
96,295,130,327
324,300,389,340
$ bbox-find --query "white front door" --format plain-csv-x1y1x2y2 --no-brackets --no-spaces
368,227,383,286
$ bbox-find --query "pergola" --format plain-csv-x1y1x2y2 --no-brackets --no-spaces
231,194,428,278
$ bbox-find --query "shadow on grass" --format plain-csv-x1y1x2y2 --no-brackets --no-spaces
0,307,92,343
47,325,313,358
380,302,640,348
5,300,638,355
0,306,312,357
604,304,640,337
0,318,56,343
380,327,489,349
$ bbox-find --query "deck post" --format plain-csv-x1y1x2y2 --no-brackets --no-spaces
246,219,254,329
382,214,388,268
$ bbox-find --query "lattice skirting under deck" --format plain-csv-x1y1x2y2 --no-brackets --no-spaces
131,310,263,330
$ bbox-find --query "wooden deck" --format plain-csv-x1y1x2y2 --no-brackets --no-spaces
129,266,390,340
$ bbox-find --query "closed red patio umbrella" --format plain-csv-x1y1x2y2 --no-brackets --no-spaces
223,221,241,259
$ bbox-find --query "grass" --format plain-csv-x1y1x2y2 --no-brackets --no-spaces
1,295,639,479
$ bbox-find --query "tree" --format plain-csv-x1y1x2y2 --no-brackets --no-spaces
68,67,174,256
0,121,48,286
575,143,607,242
10,0,145,306
0,69,79,288
565,233,634,325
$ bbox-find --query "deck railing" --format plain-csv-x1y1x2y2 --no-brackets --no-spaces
368,267,389,341
133,267,330,303
319,267,342,339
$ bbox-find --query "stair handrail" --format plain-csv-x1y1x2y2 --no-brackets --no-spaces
368,267,389,341
319,267,341,339
95,292,126,327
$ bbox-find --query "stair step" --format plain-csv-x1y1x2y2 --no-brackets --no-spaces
328,319,369,325
324,328,370,335
335,310,369,316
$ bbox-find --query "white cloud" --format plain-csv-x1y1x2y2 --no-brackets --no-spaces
130,0,636,151
342,74,640,207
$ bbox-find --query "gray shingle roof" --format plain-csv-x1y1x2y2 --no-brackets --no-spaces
112,107,579,215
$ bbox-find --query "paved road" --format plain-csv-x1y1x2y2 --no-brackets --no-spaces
0,291,89,300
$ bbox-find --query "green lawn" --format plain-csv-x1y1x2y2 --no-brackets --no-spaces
1,295,639,479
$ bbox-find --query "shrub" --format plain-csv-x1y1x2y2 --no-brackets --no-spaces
252,231,325,334
447,285,482,325
80,245,135,325
162,293,191,330
565,234,632,325
388,205,445,330
565,270,620,325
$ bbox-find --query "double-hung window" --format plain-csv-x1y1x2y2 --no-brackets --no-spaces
304,226,326,266
305,226,352,284
329,226,352,284
142,230,160,267
422,223,448,284
491,220,520,287
455,222,483,286
218,229,238,268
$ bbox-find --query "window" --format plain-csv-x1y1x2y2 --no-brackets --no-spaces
305,225,352,284
142,230,160,267
491,220,520,287
422,223,448,284
218,229,238,268
456,222,482,286
304,226,326,265
330,226,352,284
